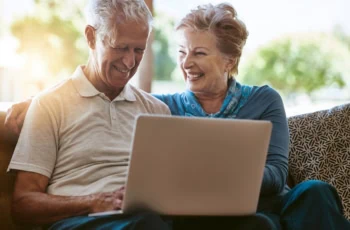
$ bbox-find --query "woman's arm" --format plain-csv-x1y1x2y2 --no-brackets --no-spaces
5,99,32,135
258,88,289,195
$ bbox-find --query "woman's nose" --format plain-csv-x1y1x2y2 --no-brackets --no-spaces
182,54,194,69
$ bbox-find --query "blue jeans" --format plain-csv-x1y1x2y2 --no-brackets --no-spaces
49,212,276,230
172,213,277,230
264,180,350,230
49,212,172,230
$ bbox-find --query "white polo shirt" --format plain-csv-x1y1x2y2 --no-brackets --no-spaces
8,66,171,196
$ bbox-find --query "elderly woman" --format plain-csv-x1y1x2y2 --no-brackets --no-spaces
5,2,350,230
152,3,350,230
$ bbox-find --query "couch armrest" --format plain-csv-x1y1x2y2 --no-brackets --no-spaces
0,108,23,229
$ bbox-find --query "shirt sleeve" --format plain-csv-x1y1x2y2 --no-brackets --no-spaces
152,93,184,116
258,88,289,195
7,96,59,178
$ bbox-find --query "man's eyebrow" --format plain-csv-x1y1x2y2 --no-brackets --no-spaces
114,43,127,47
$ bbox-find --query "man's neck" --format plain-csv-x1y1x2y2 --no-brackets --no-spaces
82,63,123,101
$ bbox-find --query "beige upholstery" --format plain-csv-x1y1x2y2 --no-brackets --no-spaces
288,103,350,219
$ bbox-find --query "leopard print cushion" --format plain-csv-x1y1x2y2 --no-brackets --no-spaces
288,103,350,219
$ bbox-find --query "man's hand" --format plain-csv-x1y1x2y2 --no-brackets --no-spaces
5,98,32,135
13,171,127,225
89,186,125,213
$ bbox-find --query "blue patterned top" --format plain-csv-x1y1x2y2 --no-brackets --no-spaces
180,80,252,118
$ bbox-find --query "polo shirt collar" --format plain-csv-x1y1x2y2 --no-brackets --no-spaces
114,84,137,102
72,66,136,102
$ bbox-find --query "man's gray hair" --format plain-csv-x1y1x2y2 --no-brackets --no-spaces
85,0,153,45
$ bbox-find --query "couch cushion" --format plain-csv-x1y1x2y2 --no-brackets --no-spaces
288,103,350,219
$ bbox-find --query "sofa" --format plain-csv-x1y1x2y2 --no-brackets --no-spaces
287,103,350,219
1,103,349,229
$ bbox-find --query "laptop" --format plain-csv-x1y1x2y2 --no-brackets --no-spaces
89,114,272,217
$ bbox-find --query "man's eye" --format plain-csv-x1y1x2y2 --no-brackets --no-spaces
178,50,186,55
196,52,206,56
135,48,145,54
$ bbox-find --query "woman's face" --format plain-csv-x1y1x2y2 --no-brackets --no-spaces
177,28,232,96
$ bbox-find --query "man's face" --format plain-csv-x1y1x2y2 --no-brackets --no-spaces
93,21,149,91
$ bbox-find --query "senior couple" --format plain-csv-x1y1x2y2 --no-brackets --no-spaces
5,0,350,229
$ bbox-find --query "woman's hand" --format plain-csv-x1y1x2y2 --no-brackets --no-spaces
4,98,32,135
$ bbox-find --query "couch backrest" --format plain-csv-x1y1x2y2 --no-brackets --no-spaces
288,103,350,219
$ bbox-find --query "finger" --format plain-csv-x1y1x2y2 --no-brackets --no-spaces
16,110,27,132
5,119,19,135
114,199,123,209
5,106,18,125
112,191,125,202
5,107,20,135
114,191,124,199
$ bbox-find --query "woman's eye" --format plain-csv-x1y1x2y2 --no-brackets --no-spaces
196,52,206,56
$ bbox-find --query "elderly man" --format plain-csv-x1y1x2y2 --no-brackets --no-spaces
7,0,171,229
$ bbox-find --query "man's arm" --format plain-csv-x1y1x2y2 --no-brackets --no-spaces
5,99,32,135
12,171,124,225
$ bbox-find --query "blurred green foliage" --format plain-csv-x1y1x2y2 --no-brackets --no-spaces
11,0,349,95
11,0,87,77
333,26,350,51
240,33,350,97
152,12,177,81
10,0,176,81
11,16,86,75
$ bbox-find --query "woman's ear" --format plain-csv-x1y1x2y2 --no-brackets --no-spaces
85,25,96,49
225,57,236,72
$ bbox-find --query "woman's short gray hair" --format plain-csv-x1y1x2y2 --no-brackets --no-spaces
176,3,248,77
85,0,153,45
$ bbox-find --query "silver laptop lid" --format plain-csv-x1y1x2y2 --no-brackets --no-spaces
123,115,272,216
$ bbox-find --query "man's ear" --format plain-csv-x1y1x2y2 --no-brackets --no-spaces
85,25,96,49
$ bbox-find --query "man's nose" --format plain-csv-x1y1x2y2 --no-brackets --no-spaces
123,51,136,69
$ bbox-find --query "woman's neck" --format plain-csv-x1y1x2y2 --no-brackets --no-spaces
194,90,227,114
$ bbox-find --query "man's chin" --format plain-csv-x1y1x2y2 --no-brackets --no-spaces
112,80,130,89
109,75,132,84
